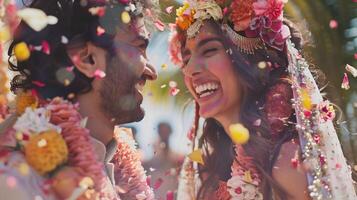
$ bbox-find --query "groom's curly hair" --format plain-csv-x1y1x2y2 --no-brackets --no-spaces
8,0,110,98
8,0,154,99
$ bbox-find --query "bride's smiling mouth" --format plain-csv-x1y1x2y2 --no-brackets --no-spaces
193,81,221,100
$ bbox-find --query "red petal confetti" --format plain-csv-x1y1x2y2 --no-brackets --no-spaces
88,6,106,17
291,158,298,168
153,178,163,189
304,110,312,118
0,149,10,159
154,20,165,31
94,69,106,79
166,190,174,200
32,80,46,87
96,26,105,36
22,133,30,141
41,40,50,55
354,53,357,60
335,163,342,169
146,175,151,186
165,6,174,14
329,19,338,29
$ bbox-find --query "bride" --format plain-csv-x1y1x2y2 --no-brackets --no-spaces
168,0,356,199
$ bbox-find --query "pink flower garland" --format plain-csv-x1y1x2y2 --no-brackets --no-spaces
112,130,154,199
47,98,111,197
215,145,263,200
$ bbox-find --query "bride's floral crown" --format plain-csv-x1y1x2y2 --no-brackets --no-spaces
170,0,289,62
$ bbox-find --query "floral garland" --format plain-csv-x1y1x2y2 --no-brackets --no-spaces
215,145,263,200
2,92,154,199
8,93,111,199
112,127,155,200
174,0,289,51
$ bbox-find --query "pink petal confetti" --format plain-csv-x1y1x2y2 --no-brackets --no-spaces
153,178,163,189
165,6,174,14
329,19,338,29
71,54,80,65
88,6,106,17
223,7,228,15
253,119,261,126
345,64,357,77
41,40,50,55
146,175,151,186
166,191,174,200
169,87,180,96
145,8,153,18
96,26,105,36
154,20,165,31
6,176,17,188
66,66,74,72
354,53,357,60
341,73,350,90
94,69,106,79
335,163,342,169
32,80,46,87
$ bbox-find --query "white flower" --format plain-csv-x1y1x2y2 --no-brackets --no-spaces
13,107,61,135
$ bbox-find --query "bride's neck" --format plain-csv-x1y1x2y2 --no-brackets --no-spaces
215,107,240,135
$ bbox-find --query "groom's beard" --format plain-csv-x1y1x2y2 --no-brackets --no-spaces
99,55,145,125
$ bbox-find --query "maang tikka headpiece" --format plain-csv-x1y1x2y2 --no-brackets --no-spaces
170,0,357,199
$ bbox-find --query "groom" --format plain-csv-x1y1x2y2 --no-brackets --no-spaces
0,0,157,199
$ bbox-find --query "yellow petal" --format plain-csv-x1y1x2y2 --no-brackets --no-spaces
300,89,312,110
243,170,253,183
121,11,131,24
188,149,204,165
228,123,250,145
14,42,31,62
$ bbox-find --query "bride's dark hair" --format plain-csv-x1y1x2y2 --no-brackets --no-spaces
178,19,304,199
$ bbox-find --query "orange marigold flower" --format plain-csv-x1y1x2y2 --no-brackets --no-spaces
25,130,68,175
175,2,195,30
229,0,254,31
16,90,38,115
176,15,194,30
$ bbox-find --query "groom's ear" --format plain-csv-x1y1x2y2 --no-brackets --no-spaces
67,42,107,78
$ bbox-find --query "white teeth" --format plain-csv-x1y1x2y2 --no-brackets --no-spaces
194,82,219,96
200,90,214,98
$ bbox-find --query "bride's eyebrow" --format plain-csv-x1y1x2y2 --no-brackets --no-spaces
182,37,223,57
196,37,223,49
